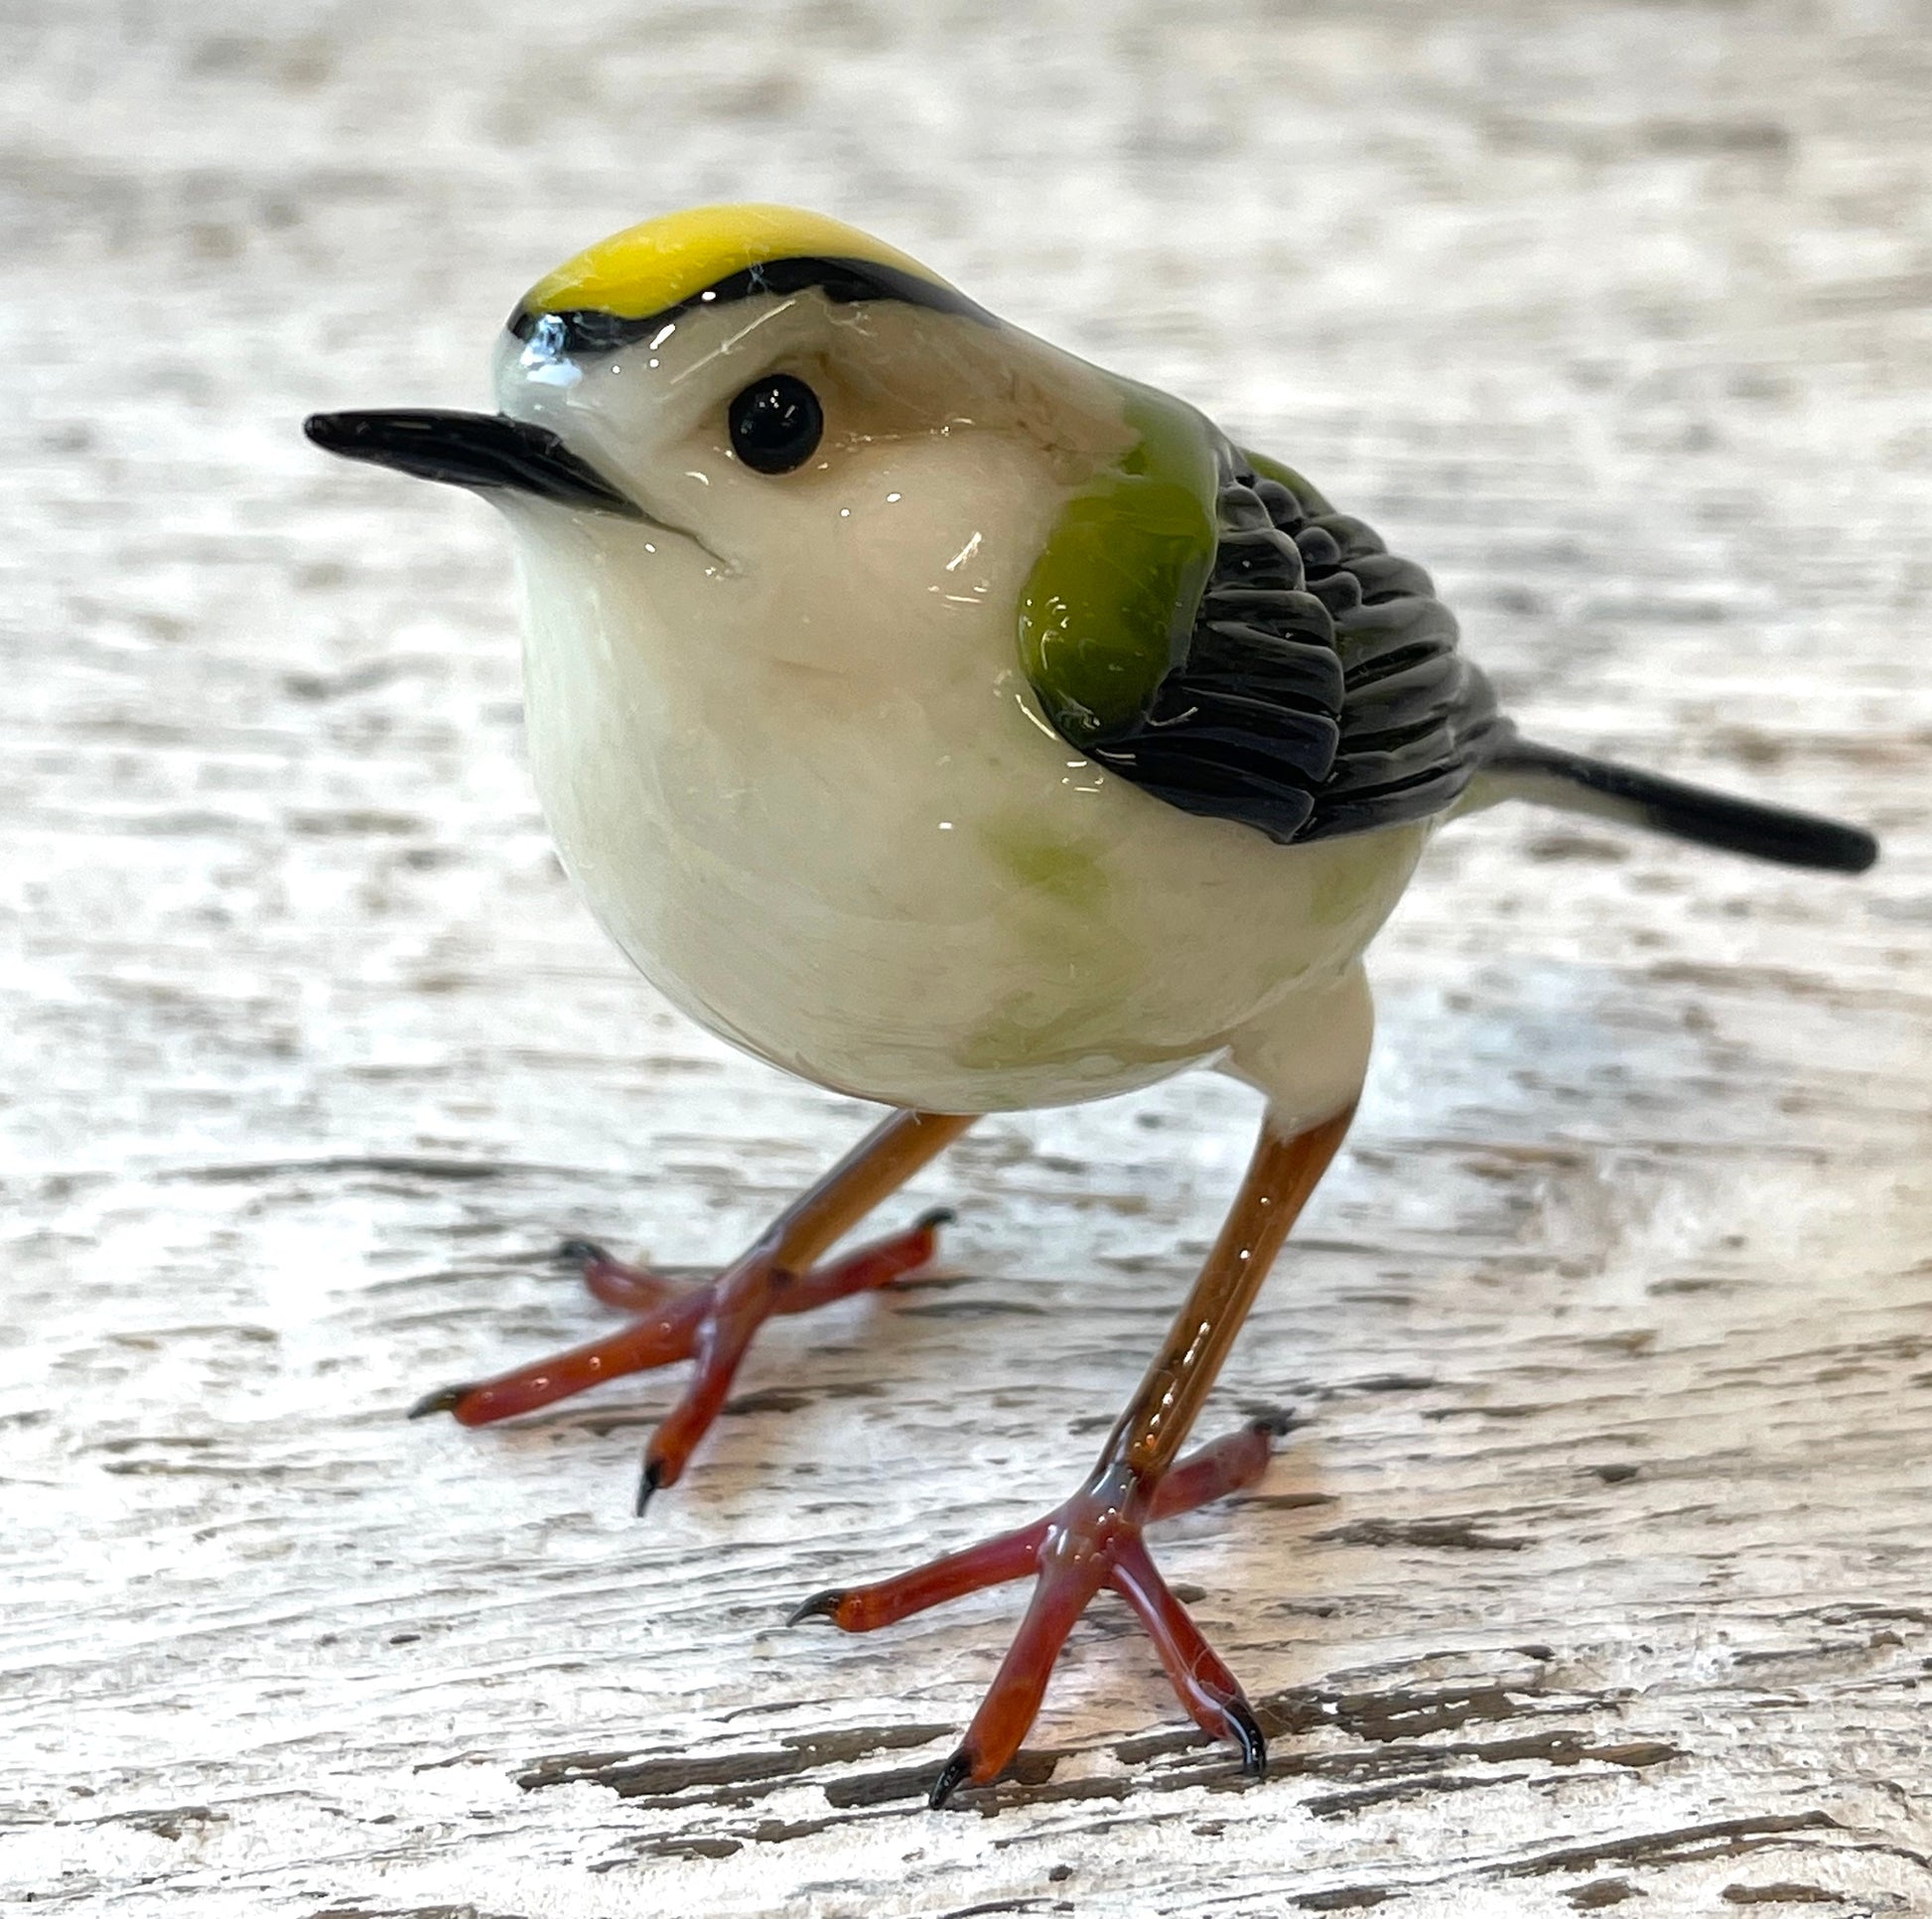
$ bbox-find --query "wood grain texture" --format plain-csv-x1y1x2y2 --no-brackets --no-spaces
2,2,1928,1913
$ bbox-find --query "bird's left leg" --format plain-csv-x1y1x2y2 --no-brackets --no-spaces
791,1100,1356,1803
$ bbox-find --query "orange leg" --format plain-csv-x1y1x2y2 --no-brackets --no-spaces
791,1104,1356,1804
411,1110,974,1510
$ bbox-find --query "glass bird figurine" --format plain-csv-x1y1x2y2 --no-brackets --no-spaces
306,204,1878,1805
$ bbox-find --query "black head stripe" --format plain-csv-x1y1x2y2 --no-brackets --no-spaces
506,254,995,353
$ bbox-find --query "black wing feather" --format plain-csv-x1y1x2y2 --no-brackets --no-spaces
1088,455,1501,845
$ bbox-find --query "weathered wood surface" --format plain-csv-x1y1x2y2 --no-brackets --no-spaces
3,2,1929,1913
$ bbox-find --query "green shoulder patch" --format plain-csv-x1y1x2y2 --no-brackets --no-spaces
1017,383,1221,745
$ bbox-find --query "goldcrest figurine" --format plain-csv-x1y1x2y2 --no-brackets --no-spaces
307,205,1877,1806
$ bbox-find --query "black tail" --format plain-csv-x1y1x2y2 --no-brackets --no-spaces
1483,736,1878,875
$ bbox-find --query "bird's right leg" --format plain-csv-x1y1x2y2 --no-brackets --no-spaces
411,1109,976,1507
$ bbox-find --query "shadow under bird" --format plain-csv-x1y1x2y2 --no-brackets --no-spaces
306,204,1878,1807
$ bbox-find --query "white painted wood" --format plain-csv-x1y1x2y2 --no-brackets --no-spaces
2,2,1928,1913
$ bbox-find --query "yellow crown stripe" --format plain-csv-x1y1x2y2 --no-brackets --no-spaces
516,204,956,324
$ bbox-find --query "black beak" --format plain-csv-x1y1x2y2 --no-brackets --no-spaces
303,409,640,518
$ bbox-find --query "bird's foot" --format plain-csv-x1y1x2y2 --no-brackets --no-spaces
790,1417,1287,1805
408,1209,952,1506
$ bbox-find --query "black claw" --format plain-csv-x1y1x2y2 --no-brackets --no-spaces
556,1238,611,1268
914,1206,957,1233
406,1384,473,1420
785,1588,846,1627
927,1747,976,1810
634,1457,664,1518
1225,1695,1268,1780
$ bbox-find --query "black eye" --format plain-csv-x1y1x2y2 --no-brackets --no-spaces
728,373,824,475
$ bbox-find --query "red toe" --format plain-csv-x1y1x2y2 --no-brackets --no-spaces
792,1422,1286,1795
